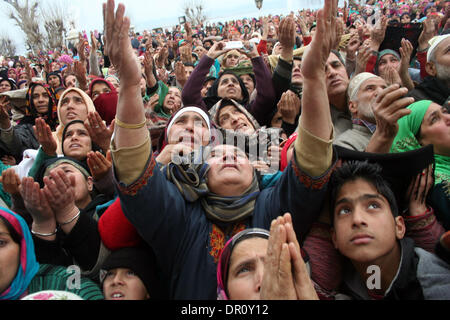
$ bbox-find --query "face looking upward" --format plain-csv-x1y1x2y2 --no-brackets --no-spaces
292,59,303,86
419,102,450,157
91,82,112,101
63,122,92,160
226,237,268,300
167,111,210,149
325,53,349,101
64,75,77,88
239,74,255,96
349,77,387,123
217,105,256,135
206,145,254,197
217,74,243,101
59,91,89,124
331,179,405,265
163,87,182,115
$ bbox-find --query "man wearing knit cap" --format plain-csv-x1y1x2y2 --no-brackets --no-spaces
408,34,450,105
335,72,414,153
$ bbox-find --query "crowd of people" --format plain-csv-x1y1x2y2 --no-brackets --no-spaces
0,0,449,301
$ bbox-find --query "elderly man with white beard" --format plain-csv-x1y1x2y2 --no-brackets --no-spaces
335,72,414,153
408,34,450,106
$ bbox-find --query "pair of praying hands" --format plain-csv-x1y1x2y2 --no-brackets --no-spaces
1,166,78,237
260,213,319,300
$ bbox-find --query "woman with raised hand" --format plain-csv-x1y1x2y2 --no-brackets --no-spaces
103,0,336,299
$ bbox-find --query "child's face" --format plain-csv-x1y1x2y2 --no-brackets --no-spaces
331,179,405,264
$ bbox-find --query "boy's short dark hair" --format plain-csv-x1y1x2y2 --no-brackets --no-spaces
329,161,399,226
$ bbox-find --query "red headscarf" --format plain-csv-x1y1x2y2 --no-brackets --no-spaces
89,78,118,126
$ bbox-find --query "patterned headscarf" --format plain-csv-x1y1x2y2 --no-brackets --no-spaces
24,82,58,130
0,208,40,300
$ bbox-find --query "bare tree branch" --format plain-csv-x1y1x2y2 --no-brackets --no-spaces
182,0,207,26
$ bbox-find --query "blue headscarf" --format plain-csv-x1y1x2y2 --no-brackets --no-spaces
0,207,40,300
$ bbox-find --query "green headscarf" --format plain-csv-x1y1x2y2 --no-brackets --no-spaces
391,100,450,185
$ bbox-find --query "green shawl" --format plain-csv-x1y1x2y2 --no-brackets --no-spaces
390,100,450,185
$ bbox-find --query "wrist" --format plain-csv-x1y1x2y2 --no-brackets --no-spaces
42,147,57,156
280,51,294,62
406,205,429,217
373,128,396,142
370,43,381,52
0,120,11,130
282,116,297,124
56,205,80,225
32,220,57,235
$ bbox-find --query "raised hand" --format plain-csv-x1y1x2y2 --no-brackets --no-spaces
346,33,361,61
366,84,414,153
87,150,112,181
148,93,159,111
237,41,259,59
84,111,114,152
301,0,337,80
34,117,57,156
370,15,388,51
418,15,437,51
333,17,345,50
184,22,193,44
260,216,297,300
297,15,309,37
19,176,56,233
90,31,99,53
278,16,296,55
42,168,79,226
179,44,194,64
300,0,337,141
380,65,402,87
0,96,11,130
174,61,188,88
1,155,16,166
77,33,87,62
406,164,434,217
155,144,193,165
103,0,141,87
355,40,372,75
0,168,21,195
282,213,319,300
143,49,157,88
206,41,232,60
156,46,169,68
73,60,88,91
278,90,301,124
399,38,414,90
261,16,270,41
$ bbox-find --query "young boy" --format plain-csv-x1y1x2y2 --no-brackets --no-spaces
330,161,450,300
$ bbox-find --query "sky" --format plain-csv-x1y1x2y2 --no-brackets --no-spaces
0,0,329,55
